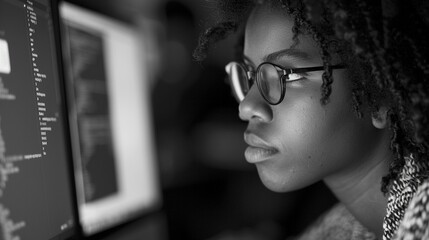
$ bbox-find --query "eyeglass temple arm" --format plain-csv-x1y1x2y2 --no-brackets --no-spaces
288,64,347,73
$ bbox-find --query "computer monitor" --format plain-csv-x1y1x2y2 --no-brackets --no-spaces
0,0,79,239
60,2,161,237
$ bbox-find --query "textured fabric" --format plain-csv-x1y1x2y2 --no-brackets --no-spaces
393,180,429,240
293,204,377,240
383,155,429,240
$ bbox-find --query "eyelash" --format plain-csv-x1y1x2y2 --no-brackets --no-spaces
285,73,306,82
273,66,307,82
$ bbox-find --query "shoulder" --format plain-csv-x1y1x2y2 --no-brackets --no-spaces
292,204,376,240
394,178,429,240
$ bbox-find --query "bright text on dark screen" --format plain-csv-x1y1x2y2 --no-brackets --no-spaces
0,0,76,239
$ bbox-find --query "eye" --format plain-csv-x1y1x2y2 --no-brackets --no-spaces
286,73,305,82
273,65,306,82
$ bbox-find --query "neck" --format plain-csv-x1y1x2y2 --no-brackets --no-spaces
324,146,391,239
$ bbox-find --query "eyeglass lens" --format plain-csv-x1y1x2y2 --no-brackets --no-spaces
258,63,282,103
228,63,250,101
227,62,283,104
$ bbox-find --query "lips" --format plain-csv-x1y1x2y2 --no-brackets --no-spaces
244,132,278,163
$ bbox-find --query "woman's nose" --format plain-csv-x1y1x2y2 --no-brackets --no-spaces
238,85,273,122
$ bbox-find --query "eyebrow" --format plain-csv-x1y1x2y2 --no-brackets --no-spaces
243,49,311,68
265,48,310,63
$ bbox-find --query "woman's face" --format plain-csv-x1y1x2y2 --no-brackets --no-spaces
240,4,384,192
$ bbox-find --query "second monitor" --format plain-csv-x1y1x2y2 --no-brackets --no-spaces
60,2,161,237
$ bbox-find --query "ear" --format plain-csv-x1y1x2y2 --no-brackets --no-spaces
371,106,389,129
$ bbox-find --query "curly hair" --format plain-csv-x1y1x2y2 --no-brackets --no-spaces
193,0,429,194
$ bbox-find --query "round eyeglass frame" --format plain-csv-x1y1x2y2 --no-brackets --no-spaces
226,61,347,105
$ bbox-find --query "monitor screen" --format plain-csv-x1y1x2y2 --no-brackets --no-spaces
0,0,78,239
60,2,161,236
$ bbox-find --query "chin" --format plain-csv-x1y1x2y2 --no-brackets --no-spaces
255,164,318,193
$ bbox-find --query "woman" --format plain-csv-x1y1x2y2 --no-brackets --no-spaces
194,0,429,239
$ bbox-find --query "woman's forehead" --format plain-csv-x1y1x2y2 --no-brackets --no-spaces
244,4,321,65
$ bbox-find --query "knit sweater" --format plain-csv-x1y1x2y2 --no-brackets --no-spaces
385,155,429,240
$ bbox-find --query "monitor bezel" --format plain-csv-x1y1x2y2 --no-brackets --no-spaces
48,0,83,238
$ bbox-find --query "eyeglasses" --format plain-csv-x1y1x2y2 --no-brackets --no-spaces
225,61,346,105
